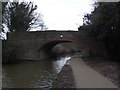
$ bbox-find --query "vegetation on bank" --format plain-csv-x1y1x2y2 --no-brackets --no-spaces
79,2,120,62
2,40,17,63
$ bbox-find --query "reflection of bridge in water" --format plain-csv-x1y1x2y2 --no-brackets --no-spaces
7,30,104,60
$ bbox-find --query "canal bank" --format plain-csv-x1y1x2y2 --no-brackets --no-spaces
54,57,117,88
53,61,76,88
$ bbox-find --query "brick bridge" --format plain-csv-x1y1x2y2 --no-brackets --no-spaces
6,30,104,60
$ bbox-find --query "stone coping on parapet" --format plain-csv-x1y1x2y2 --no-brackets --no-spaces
29,30,79,32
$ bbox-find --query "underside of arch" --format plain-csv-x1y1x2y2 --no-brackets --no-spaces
38,39,81,60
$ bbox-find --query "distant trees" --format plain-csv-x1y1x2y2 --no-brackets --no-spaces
79,2,120,61
1,1,47,39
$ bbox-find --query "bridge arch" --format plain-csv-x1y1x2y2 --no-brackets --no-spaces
38,38,82,60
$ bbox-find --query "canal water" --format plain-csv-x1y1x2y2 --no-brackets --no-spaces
2,56,71,88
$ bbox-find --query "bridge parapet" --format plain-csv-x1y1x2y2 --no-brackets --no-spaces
7,31,80,41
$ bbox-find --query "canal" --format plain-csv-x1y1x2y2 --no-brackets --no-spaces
2,56,71,88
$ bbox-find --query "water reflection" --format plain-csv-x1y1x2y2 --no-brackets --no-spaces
52,56,71,73
2,56,71,88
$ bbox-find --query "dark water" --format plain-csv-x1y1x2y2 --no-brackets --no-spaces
2,56,71,88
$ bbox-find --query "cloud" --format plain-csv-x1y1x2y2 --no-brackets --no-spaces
26,0,94,30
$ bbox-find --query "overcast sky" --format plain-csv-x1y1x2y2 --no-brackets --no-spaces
25,0,95,30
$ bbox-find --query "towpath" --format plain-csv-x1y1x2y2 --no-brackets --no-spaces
68,57,117,88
